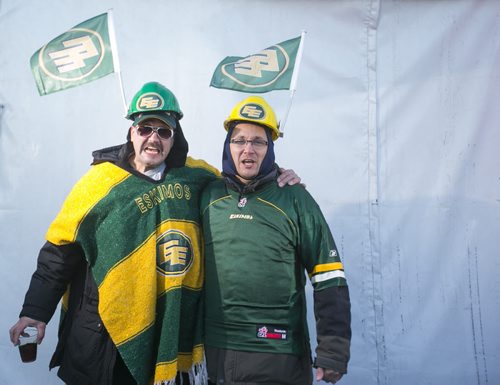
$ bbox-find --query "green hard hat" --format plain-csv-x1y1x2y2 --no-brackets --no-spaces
126,82,183,120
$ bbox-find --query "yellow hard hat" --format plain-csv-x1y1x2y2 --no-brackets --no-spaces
224,96,280,141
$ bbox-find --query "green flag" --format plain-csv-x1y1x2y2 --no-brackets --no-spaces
210,36,302,93
30,13,117,96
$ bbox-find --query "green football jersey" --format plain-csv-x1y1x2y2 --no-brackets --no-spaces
201,179,346,356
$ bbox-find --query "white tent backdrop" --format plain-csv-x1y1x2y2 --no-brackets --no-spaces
1,0,499,384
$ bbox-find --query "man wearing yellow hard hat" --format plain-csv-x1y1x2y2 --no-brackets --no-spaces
201,96,352,384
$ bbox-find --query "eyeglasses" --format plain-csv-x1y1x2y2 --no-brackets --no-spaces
135,125,174,140
230,138,268,148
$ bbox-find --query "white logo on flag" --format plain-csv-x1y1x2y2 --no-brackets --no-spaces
48,36,99,74
234,49,279,78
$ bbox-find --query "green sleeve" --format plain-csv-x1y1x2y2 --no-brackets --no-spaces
294,187,347,290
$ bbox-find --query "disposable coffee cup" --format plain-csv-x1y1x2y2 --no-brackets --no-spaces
18,327,38,363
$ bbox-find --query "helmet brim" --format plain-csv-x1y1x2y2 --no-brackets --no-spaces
132,112,177,129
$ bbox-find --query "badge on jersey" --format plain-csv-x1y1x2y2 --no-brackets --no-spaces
256,325,288,340
238,197,247,208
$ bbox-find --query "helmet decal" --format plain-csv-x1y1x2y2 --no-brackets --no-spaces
136,92,165,111
239,103,266,120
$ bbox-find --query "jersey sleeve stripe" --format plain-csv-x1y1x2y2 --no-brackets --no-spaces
310,270,346,284
310,262,344,275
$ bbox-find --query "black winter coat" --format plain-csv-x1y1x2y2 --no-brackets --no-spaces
20,144,140,385
21,241,119,385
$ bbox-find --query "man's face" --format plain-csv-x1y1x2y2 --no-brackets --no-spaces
230,123,269,184
129,118,174,173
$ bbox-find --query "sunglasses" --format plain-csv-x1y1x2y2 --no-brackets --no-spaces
135,125,175,140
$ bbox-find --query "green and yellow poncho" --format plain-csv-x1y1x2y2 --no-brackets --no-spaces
47,157,218,385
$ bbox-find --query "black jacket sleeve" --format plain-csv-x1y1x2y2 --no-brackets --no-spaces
20,241,85,324
313,285,352,373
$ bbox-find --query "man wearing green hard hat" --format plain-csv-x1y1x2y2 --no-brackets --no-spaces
9,81,299,385
106,81,189,176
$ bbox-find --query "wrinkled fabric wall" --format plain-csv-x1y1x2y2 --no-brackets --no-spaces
1,1,499,384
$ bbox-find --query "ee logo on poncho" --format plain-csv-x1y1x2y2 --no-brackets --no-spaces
156,230,193,276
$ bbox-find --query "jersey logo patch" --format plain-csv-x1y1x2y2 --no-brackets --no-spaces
238,197,247,208
256,325,287,340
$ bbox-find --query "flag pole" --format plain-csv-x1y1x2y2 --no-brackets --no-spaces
107,9,128,114
279,30,306,138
